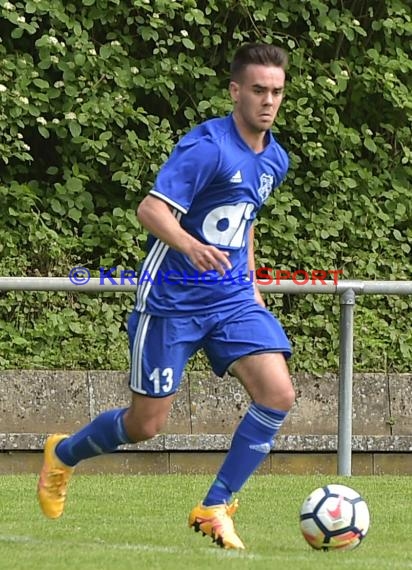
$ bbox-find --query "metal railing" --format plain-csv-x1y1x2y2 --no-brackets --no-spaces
1,276,411,476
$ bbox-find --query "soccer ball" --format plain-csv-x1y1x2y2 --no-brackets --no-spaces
299,484,370,551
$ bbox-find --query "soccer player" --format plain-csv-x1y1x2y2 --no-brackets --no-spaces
37,43,295,550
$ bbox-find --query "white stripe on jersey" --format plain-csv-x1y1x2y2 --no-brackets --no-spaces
135,209,182,312
130,312,151,394
149,191,188,214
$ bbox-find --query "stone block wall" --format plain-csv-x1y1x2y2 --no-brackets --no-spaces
0,371,411,475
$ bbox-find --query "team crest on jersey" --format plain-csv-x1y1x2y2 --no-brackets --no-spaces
257,173,274,202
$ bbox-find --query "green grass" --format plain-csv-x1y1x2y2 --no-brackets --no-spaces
0,474,411,570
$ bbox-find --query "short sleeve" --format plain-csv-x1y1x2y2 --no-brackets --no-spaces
150,136,220,214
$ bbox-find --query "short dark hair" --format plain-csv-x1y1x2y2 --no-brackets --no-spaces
230,43,288,81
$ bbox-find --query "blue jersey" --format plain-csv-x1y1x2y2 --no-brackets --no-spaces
135,114,288,315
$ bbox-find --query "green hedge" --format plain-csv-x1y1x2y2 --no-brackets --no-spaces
0,0,411,372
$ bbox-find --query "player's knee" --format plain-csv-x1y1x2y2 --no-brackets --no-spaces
281,385,295,410
275,372,295,410
269,384,296,411
255,385,295,412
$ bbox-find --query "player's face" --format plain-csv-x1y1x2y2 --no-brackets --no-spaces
230,64,285,135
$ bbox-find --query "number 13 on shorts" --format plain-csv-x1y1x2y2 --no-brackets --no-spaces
149,367,174,394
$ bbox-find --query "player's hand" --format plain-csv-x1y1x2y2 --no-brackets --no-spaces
187,244,232,276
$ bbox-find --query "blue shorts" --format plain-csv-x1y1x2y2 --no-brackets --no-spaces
127,303,291,397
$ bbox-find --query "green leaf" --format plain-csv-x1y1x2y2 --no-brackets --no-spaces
69,322,83,334
100,131,112,141
66,178,83,192
25,1,38,13
50,199,65,215
364,138,377,152
74,54,86,66
100,45,112,59
65,85,79,97
69,122,81,137
343,178,357,188
68,207,82,222
277,12,289,22
182,38,195,50
396,203,406,216
38,126,50,138
33,78,50,89
11,28,24,39
113,207,124,217
12,337,28,345
198,100,210,112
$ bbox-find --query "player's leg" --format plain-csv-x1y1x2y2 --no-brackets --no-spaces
37,393,174,519
52,392,174,466
205,352,294,504
189,304,293,548
37,311,191,519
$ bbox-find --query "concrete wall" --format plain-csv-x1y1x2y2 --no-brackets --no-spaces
0,371,411,475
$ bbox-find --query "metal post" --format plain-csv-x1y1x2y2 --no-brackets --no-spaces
337,288,356,476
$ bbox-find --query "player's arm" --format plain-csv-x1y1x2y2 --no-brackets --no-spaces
137,195,231,275
248,225,265,307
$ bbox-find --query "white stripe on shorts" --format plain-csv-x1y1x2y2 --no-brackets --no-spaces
130,312,151,394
